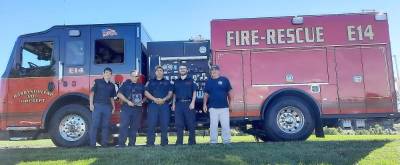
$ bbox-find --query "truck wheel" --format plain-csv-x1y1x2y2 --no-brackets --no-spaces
49,104,91,147
264,96,315,141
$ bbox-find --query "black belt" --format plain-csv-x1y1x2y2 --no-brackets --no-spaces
149,100,168,104
176,99,192,102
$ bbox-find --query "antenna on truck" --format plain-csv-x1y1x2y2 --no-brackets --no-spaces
63,0,67,25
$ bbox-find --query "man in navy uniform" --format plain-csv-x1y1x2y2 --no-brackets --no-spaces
145,66,173,146
89,67,116,147
116,70,145,147
172,64,197,145
203,65,233,145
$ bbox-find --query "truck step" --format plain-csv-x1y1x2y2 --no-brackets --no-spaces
9,137,32,141
8,130,40,141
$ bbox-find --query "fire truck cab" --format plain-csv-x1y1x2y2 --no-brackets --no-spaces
0,23,151,146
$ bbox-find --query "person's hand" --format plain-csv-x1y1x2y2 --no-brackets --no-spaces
229,104,233,112
137,100,144,106
90,104,94,111
158,98,166,105
189,102,195,110
154,98,161,105
112,108,115,114
153,98,160,104
127,101,134,107
203,105,208,113
171,104,176,111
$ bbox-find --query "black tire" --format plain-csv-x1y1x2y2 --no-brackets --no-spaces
264,96,315,141
49,104,91,147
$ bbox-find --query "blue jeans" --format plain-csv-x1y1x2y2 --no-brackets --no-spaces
118,106,142,146
89,103,112,147
175,102,196,145
146,103,170,146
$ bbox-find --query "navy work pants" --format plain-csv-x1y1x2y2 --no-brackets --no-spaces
118,106,142,146
90,103,112,147
175,101,196,145
146,103,170,146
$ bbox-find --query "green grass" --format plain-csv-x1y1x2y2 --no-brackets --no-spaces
0,135,399,165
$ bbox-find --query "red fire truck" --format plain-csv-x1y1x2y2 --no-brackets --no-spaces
0,12,399,147
211,12,399,141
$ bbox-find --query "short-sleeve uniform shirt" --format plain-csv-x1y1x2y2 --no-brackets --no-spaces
91,78,117,105
173,77,197,100
145,78,173,100
204,76,232,108
118,79,145,109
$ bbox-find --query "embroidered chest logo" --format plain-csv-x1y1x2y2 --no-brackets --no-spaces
218,81,223,85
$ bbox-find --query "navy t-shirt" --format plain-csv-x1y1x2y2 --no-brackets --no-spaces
173,77,197,100
118,79,145,109
204,76,232,108
145,78,173,99
91,78,116,105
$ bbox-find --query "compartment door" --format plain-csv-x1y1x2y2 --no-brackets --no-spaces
215,50,244,117
335,47,366,114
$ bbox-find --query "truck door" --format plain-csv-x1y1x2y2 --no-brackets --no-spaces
335,46,366,114
89,25,136,121
89,25,136,76
215,50,245,117
59,27,90,95
7,37,59,127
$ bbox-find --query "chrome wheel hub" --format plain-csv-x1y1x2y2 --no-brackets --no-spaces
59,114,86,141
276,106,305,134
